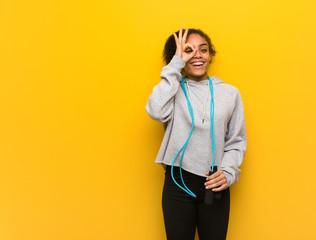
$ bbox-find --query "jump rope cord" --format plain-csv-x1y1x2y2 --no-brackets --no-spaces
170,75,215,198
209,75,216,171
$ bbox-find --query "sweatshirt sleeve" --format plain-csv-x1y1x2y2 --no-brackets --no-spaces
145,56,185,123
220,90,247,187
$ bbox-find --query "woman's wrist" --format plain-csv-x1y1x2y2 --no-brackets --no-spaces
167,55,185,72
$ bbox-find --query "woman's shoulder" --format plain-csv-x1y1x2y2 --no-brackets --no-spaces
211,76,241,96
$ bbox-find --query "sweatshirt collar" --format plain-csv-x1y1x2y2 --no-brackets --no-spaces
185,76,224,85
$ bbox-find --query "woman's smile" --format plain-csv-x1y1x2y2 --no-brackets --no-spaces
190,61,205,68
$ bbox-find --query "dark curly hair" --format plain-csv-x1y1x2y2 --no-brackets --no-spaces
162,28,216,64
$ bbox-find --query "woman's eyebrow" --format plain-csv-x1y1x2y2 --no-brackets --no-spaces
199,43,208,47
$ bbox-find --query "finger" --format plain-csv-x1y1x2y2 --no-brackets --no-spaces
205,176,227,187
206,170,226,181
191,48,197,57
205,179,227,190
205,177,226,187
173,32,179,44
183,43,196,58
205,178,226,189
182,27,188,43
212,183,228,192
184,43,195,51
206,171,222,181
179,27,183,44
173,32,178,41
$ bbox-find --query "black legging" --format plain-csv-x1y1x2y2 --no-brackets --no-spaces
162,166,230,240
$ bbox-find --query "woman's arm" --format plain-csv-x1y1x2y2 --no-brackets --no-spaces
205,90,247,191
146,27,197,123
220,90,247,186
145,56,184,122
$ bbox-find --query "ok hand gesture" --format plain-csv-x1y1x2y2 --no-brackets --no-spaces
173,27,196,64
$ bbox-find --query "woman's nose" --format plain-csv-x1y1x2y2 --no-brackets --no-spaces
194,50,201,58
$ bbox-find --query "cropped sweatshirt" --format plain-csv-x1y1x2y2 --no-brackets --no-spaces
145,56,247,186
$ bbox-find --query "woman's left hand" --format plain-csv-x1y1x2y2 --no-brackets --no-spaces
205,170,228,192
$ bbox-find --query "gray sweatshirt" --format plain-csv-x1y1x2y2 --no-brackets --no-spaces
145,56,247,186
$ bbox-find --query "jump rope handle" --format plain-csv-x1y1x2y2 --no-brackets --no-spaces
204,166,222,205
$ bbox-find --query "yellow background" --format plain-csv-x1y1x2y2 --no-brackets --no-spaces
1,0,316,239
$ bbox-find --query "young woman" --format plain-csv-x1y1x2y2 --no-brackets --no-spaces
146,27,247,240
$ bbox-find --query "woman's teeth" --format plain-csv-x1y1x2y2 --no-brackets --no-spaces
192,62,203,66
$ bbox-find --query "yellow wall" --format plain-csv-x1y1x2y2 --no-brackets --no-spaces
1,0,316,239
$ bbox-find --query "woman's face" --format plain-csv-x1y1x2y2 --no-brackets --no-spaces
184,34,211,81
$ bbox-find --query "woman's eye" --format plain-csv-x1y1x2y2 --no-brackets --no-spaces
201,49,208,53
185,49,193,53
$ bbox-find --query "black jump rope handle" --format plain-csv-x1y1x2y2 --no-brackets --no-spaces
204,166,222,205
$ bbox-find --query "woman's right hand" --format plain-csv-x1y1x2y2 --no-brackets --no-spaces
173,27,197,64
